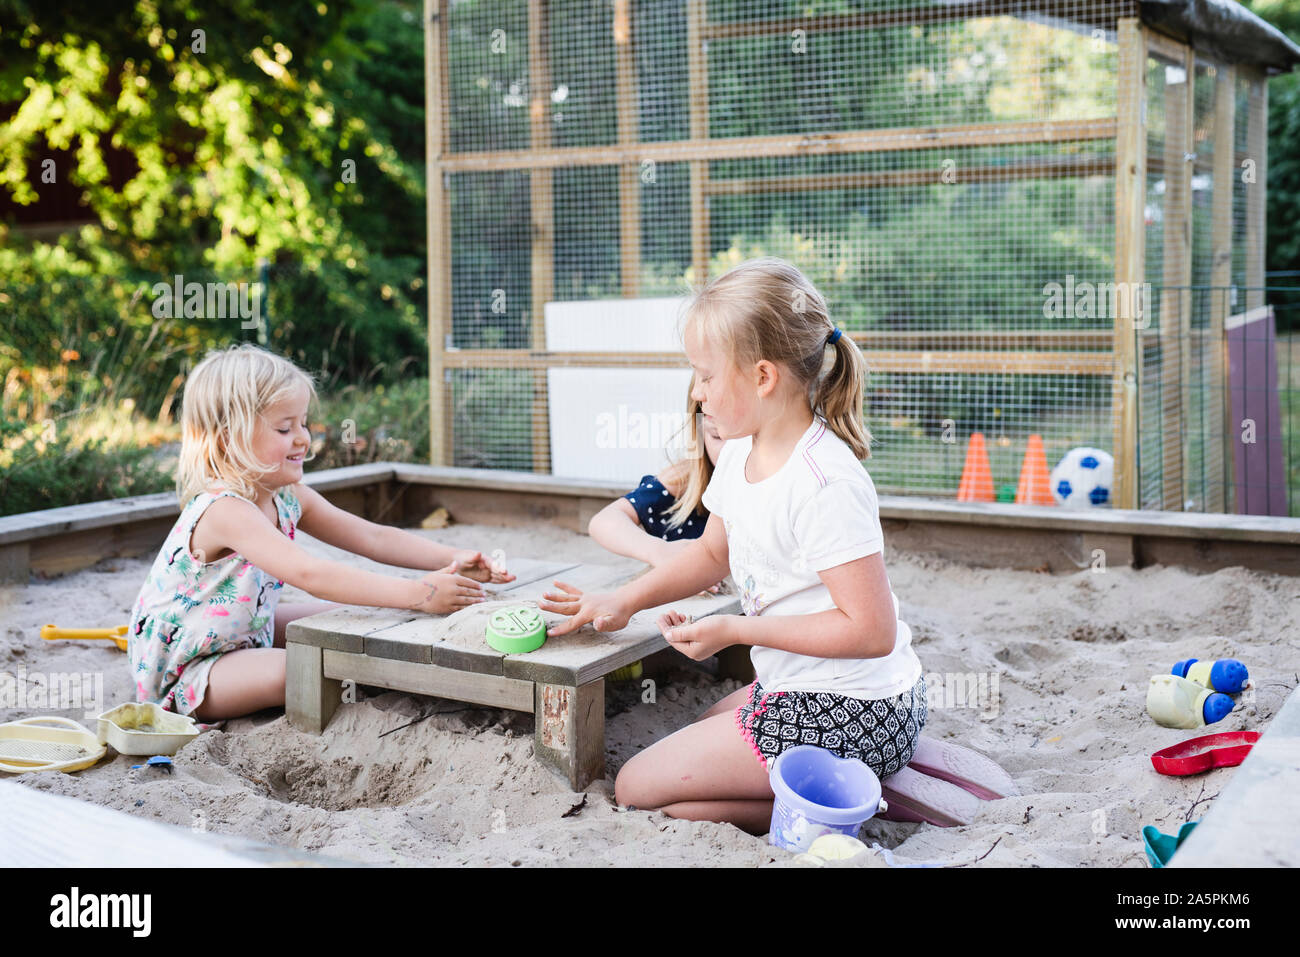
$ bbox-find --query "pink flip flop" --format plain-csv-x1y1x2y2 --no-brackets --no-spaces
880,767,982,827
878,738,1019,827
905,737,1018,801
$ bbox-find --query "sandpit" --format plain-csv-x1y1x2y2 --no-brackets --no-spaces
2,517,1296,867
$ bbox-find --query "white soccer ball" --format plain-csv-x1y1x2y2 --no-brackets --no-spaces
1049,447,1114,508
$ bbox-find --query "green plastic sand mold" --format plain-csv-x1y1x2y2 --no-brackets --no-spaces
484,606,547,654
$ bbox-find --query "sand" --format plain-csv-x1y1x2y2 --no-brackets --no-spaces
1,516,1297,867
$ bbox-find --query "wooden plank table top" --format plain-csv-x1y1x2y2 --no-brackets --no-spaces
286,557,740,688
286,555,741,789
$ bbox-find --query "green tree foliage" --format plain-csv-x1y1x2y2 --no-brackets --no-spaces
1243,0,1300,277
0,0,428,394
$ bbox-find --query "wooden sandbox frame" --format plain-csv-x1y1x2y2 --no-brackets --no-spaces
3,461,1298,585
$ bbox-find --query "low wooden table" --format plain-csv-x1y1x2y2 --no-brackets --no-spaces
284,557,740,790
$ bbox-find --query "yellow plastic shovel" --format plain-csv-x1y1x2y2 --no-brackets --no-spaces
41,624,129,652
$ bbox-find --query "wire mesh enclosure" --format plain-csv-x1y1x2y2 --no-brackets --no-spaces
423,0,1297,514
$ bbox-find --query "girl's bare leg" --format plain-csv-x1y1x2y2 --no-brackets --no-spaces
194,601,336,720
193,648,287,721
615,708,776,834
656,798,774,835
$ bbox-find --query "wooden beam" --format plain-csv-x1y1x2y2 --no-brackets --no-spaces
615,0,641,297
529,0,554,474
322,650,536,712
438,118,1118,171
867,351,1115,376
1149,149,1254,177
439,328,1117,352
1208,63,1236,513
705,155,1115,194
845,330,1115,348
688,0,710,286
1144,27,1187,63
1155,37,1192,511
474,328,1118,346
438,348,1115,376
698,1,1119,40
1112,17,1146,510
9,464,1300,586
426,0,452,467
1244,68,1267,312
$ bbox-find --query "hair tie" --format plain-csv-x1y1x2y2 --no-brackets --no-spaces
826,327,842,346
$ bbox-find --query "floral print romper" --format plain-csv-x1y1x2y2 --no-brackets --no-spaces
128,486,301,716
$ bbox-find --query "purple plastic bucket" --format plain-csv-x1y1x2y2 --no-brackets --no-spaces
768,745,885,852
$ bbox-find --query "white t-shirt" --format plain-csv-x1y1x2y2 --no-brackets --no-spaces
701,416,921,699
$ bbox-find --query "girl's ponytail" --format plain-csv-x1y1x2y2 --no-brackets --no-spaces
685,256,874,462
814,330,872,460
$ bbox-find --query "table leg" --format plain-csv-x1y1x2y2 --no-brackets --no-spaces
534,679,605,791
286,642,342,734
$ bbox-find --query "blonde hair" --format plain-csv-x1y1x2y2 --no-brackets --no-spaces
662,378,716,530
175,343,318,505
682,256,872,459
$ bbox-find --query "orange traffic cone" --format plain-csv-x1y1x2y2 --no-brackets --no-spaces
1015,433,1056,506
957,432,994,502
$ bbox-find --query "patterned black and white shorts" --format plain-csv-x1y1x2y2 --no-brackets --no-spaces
735,675,927,780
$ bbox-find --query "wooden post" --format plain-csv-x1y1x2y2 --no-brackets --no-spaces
1244,70,1268,312
0,542,29,585
426,0,453,467
1239,68,1269,514
1112,18,1146,511
1176,49,1195,514
615,0,641,297
534,679,606,790
1209,63,1236,514
687,0,710,286
285,642,343,734
1157,42,1192,511
529,0,554,473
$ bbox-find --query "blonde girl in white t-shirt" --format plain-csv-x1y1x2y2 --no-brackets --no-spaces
541,257,926,834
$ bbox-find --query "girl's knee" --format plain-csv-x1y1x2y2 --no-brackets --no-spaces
613,756,658,810
613,764,639,809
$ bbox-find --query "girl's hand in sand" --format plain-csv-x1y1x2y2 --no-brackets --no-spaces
410,561,487,615
658,611,735,661
449,549,515,585
538,581,630,637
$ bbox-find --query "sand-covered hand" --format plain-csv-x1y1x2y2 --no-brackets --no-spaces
411,561,487,615
540,582,629,637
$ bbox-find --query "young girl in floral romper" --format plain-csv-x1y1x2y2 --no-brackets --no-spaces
129,343,512,722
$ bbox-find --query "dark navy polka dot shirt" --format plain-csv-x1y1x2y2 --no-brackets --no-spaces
622,474,708,541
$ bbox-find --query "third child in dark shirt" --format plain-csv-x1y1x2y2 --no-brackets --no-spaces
588,387,725,591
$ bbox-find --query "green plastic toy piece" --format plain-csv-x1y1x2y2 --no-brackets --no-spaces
485,606,547,654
